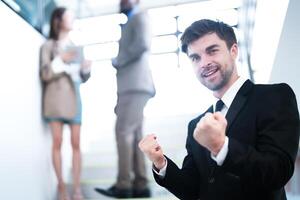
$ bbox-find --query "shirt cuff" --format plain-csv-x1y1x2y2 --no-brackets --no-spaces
152,158,167,178
211,136,229,166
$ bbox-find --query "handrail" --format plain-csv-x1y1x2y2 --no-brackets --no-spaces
0,0,54,36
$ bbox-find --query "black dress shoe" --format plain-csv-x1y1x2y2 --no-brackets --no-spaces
132,187,151,198
94,185,132,198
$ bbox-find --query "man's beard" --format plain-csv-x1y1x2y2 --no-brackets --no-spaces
200,65,234,91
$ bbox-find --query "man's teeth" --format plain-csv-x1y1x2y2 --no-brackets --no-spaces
203,69,217,77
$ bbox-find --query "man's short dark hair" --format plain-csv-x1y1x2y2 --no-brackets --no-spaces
180,19,237,54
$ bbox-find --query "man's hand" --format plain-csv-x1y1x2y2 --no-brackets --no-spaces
139,134,166,170
193,112,227,156
111,58,118,68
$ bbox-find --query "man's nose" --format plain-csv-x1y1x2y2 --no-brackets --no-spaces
199,55,211,69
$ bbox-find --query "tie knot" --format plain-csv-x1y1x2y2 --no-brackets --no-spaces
215,99,224,112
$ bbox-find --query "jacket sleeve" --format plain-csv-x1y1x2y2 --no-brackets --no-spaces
39,42,66,83
222,83,300,191
153,120,202,200
80,69,91,83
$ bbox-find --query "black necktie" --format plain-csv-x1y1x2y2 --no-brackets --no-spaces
215,99,224,112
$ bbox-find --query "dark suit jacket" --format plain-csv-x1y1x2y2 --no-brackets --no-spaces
154,80,300,200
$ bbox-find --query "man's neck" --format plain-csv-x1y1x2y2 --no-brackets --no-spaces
213,75,239,99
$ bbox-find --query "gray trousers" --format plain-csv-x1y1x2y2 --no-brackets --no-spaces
114,92,152,189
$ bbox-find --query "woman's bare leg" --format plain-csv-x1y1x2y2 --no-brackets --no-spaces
70,124,82,199
49,121,69,200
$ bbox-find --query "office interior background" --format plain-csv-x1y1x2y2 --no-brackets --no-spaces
0,0,299,199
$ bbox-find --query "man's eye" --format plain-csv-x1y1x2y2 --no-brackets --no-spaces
191,56,200,62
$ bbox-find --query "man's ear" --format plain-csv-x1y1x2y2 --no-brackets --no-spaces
230,43,238,59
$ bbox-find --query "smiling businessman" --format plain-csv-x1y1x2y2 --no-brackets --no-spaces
139,19,300,200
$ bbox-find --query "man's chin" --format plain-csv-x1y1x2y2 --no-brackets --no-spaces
202,81,223,91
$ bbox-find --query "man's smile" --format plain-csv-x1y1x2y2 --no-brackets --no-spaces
201,65,219,78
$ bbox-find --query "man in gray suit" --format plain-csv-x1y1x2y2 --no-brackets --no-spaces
95,0,155,198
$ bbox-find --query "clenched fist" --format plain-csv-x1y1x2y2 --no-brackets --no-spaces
139,134,166,170
193,112,227,156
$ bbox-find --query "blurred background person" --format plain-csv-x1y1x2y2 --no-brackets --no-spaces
94,0,155,198
39,7,91,200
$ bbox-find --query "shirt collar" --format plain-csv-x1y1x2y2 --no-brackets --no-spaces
214,77,247,109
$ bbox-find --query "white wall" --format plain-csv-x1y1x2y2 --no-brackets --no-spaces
0,2,56,200
269,0,300,110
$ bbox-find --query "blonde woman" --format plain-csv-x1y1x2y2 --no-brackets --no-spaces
39,7,90,200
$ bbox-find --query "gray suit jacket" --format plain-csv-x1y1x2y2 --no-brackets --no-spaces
113,10,155,96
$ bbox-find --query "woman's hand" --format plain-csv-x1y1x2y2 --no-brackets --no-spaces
60,50,77,64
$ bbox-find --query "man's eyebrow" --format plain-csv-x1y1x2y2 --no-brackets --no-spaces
206,44,220,52
187,44,220,58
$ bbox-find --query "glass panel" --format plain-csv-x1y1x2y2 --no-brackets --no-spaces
177,1,239,32
83,42,118,61
150,17,177,36
80,59,117,138
217,9,239,26
148,5,177,18
71,16,122,45
151,35,178,54
145,53,214,117
150,53,178,70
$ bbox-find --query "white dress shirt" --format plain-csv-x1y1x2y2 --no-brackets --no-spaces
154,77,247,177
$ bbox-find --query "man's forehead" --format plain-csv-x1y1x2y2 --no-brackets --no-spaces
187,34,225,53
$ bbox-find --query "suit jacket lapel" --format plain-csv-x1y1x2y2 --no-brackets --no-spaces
225,80,254,133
